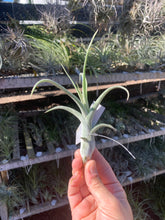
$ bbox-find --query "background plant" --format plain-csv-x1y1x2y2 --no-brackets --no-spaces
0,110,18,161
0,23,32,74
13,165,48,206
29,37,76,75
102,136,165,183
0,182,24,216
125,187,150,220
37,3,71,35
88,0,119,33
139,175,165,219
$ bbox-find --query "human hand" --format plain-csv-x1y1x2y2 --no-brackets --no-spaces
68,148,133,220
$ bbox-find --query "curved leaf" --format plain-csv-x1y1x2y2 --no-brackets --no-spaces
46,106,84,123
87,86,129,122
61,64,83,103
31,79,87,116
90,123,117,135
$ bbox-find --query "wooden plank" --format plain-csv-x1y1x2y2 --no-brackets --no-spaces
9,198,68,220
0,71,165,90
0,148,74,172
0,171,9,184
13,121,20,160
47,142,55,154
0,174,8,220
123,169,165,187
0,128,165,172
23,127,36,159
97,129,165,151
0,77,165,105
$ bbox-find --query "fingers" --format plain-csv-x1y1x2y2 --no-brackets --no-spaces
92,149,126,198
72,157,83,175
92,149,123,185
73,148,125,198
68,151,87,210
74,149,81,159
74,148,119,187
68,169,83,210
84,160,116,206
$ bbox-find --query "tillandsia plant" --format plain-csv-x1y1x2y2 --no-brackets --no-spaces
31,31,133,163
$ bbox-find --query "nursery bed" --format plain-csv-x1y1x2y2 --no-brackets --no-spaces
8,168,165,220
0,71,165,91
0,78,164,105
0,127,165,172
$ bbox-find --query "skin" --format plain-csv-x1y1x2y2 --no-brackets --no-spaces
68,148,133,220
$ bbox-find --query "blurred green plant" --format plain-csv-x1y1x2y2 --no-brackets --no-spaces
29,37,75,75
0,183,24,215
125,187,150,220
134,175,165,219
38,3,71,35
0,25,31,73
89,0,118,33
0,112,17,161
13,165,48,205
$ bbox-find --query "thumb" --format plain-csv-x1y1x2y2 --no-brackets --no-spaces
85,160,114,205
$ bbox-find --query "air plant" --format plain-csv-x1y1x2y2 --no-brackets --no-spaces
31,31,133,163
29,37,72,75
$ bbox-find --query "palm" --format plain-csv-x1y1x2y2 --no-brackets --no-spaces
71,176,117,220
68,149,132,220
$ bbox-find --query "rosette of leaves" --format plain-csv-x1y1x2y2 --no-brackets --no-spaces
1,25,31,73
31,31,130,163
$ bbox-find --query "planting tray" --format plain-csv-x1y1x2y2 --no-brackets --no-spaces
1,94,165,171
0,127,165,172
8,168,165,220
0,71,165,90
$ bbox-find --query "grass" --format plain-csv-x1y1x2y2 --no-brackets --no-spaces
9,159,71,209
0,110,18,161
0,182,24,216
130,175,165,219
125,187,150,220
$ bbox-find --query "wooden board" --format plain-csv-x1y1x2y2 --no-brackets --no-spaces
0,77,165,105
123,169,165,186
0,71,165,90
9,198,68,220
13,121,20,160
23,126,35,159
